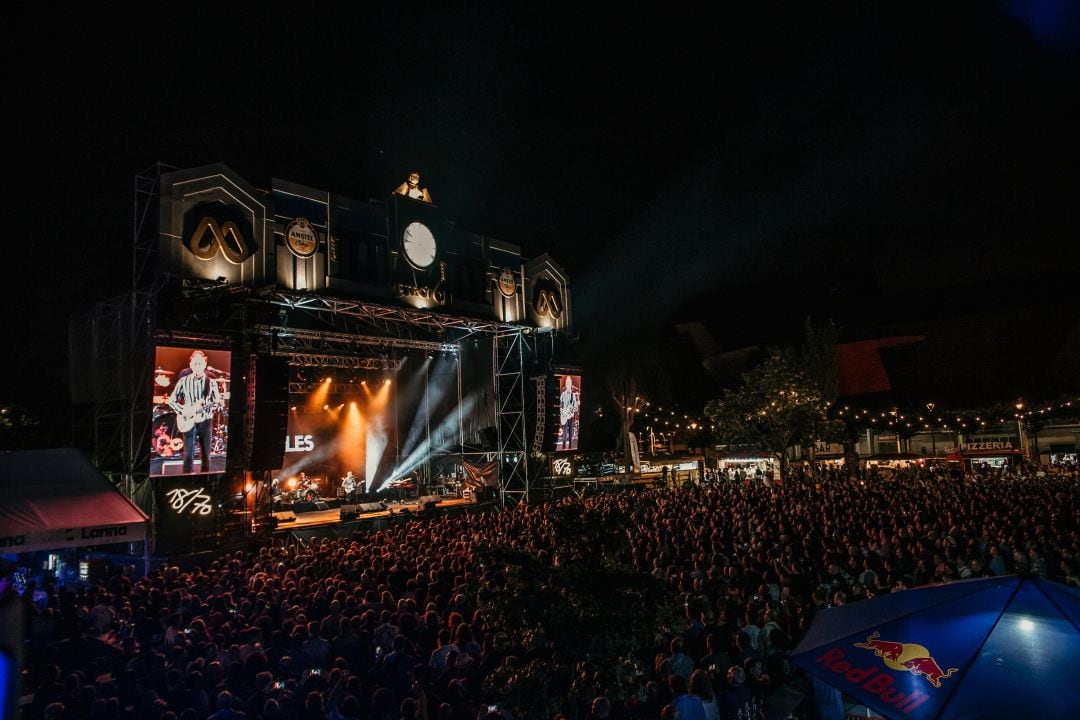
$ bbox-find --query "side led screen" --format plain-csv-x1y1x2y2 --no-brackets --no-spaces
150,346,232,476
555,373,581,452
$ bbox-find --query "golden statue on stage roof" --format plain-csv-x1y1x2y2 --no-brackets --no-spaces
393,171,432,203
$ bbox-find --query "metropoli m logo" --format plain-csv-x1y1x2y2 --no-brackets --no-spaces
182,201,256,265
187,217,253,264
533,281,563,320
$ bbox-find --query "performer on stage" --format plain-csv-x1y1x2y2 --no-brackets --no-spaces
167,350,222,474
297,472,317,502
342,471,358,503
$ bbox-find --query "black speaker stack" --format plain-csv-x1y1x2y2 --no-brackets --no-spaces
248,356,290,471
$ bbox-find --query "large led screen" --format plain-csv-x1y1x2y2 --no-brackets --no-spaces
150,346,232,476
555,373,582,451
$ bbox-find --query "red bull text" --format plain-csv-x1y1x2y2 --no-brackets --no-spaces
815,631,960,714
816,647,931,714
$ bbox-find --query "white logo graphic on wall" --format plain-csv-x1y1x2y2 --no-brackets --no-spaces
166,487,213,516
552,457,573,476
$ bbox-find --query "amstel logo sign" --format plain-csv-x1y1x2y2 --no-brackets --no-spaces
284,217,319,259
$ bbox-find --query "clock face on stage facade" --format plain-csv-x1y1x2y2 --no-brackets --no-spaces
401,221,437,269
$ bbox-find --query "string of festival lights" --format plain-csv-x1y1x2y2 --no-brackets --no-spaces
833,396,1078,432
629,395,1078,438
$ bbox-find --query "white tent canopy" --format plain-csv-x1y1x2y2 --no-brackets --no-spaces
0,448,148,554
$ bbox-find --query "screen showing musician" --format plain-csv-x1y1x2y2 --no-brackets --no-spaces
150,346,232,476
555,373,581,451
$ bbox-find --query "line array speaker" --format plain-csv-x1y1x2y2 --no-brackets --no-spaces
250,357,290,471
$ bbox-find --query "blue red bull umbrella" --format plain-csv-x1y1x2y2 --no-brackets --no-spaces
789,576,1079,720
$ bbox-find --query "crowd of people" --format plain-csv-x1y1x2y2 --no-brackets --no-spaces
7,462,1079,720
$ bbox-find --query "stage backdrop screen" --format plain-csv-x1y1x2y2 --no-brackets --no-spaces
555,373,582,452
150,346,232,477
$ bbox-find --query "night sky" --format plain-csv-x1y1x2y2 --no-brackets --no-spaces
6,4,1079,430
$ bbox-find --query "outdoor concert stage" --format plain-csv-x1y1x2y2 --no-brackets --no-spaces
271,495,478,535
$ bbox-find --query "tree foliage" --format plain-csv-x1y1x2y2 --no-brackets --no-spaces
784,318,840,405
705,353,834,458
0,402,53,451
606,359,669,466
704,319,841,461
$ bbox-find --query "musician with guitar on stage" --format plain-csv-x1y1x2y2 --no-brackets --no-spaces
167,350,223,474
341,470,358,503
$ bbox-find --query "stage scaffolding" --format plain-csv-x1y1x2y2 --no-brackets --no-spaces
494,329,531,506
258,292,545,507
69,290,156,502
70,163,174,507
74,165,557,534
74,282,546,509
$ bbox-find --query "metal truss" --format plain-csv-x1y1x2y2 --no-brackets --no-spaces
532,376,547,452
256,324,457,355
155,329,236,348
494,331,531,506
70,289,157,502
265,290,527,344
133,163,177,292
287,356,403,372
289,381,383,395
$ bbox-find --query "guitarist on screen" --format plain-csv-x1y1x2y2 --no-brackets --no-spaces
167,350,222,474
557,375,580,451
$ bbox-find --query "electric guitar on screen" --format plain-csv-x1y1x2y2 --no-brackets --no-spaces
560,392,580,425
175,398,216,433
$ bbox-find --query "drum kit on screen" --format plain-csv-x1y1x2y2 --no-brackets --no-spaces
150,365,230,458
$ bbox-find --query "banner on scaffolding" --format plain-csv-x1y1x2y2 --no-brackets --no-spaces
462,461,498,488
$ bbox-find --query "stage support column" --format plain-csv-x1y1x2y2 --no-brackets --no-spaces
393,354,400,476
424,358,432,488
457,351,463,451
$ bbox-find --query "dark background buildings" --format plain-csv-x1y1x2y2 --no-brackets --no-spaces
5,4,1079,445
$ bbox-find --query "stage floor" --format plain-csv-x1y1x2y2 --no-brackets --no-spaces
272,496,475,531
